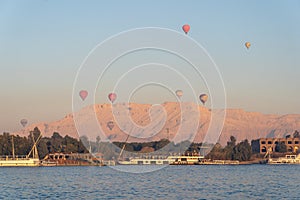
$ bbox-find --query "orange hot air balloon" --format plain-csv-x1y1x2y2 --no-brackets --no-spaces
79,90,88,101
175,90,183,99
108,93,117,103
182,24,190,34
199,94,208,105
245,42,251,49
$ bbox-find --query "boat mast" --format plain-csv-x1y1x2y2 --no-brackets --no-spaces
12,135,15,158
26,133,42,159
118,134,130,161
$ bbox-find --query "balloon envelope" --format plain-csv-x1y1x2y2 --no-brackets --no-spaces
199,94,208,105
108,93,117,103
245,42,251,49
175,90,183,98
20,119,28,127
79,90,88,101
182,24,190,34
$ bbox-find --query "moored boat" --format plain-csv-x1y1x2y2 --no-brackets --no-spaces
195,159,239,165
118,156,178,165
169,155,204,165
0,156,40,167
268,154,300,164
0,134,41,167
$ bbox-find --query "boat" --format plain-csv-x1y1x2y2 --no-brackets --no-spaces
195,159,239,165
0,134,41,167
268,154,300,164
169,155,204,165
118,156,178,165
117,134,179,165
0,155,40,167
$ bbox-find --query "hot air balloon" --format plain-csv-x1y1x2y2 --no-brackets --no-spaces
182,24,190,34
175,90,183,99
79,90,88,101
199,94,208,105
107,121,114,130
108,93,117,103
20,119,28,127
245,42,251,49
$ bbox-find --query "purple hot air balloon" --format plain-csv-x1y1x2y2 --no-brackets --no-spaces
107,121,114,130
20,119,28,127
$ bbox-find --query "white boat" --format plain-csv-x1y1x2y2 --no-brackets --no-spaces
170,155,204,165
268,154,300,164
0,134,41,167
0,156,40,167
196,159,239,165
118,156,178,165
118,155,205,165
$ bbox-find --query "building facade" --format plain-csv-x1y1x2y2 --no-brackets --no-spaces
251,137,300,154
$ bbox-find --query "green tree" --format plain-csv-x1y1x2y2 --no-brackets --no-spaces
206,143,225,160
224,136,236,160
275,142,287,153
51,132,64,152
14,135,29,156
233,139,252,161
1,132,11,155
37,138,49,159
96,136,101,152
154,139,170,151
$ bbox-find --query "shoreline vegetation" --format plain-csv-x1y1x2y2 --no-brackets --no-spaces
1,127,299,166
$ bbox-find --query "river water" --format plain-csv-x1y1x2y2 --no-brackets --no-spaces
0,165,299,199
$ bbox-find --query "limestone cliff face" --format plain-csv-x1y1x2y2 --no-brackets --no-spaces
14,102,300,145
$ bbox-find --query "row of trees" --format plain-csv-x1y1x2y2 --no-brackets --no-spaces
0,128,88,159
5,127,299,161
91,136,253,161
0,128,252,161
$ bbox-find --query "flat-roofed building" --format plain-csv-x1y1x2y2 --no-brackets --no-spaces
251,137,300,154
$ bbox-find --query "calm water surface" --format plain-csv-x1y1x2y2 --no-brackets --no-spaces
0,165,299,199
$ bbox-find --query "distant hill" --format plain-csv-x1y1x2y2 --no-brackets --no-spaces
13,102,300,145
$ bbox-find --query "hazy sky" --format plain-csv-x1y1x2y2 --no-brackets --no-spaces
0,0,299,132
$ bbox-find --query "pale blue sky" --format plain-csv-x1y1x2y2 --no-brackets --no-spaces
0,0,299,132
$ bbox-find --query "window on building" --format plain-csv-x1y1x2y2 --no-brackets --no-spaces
261,141,266,144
